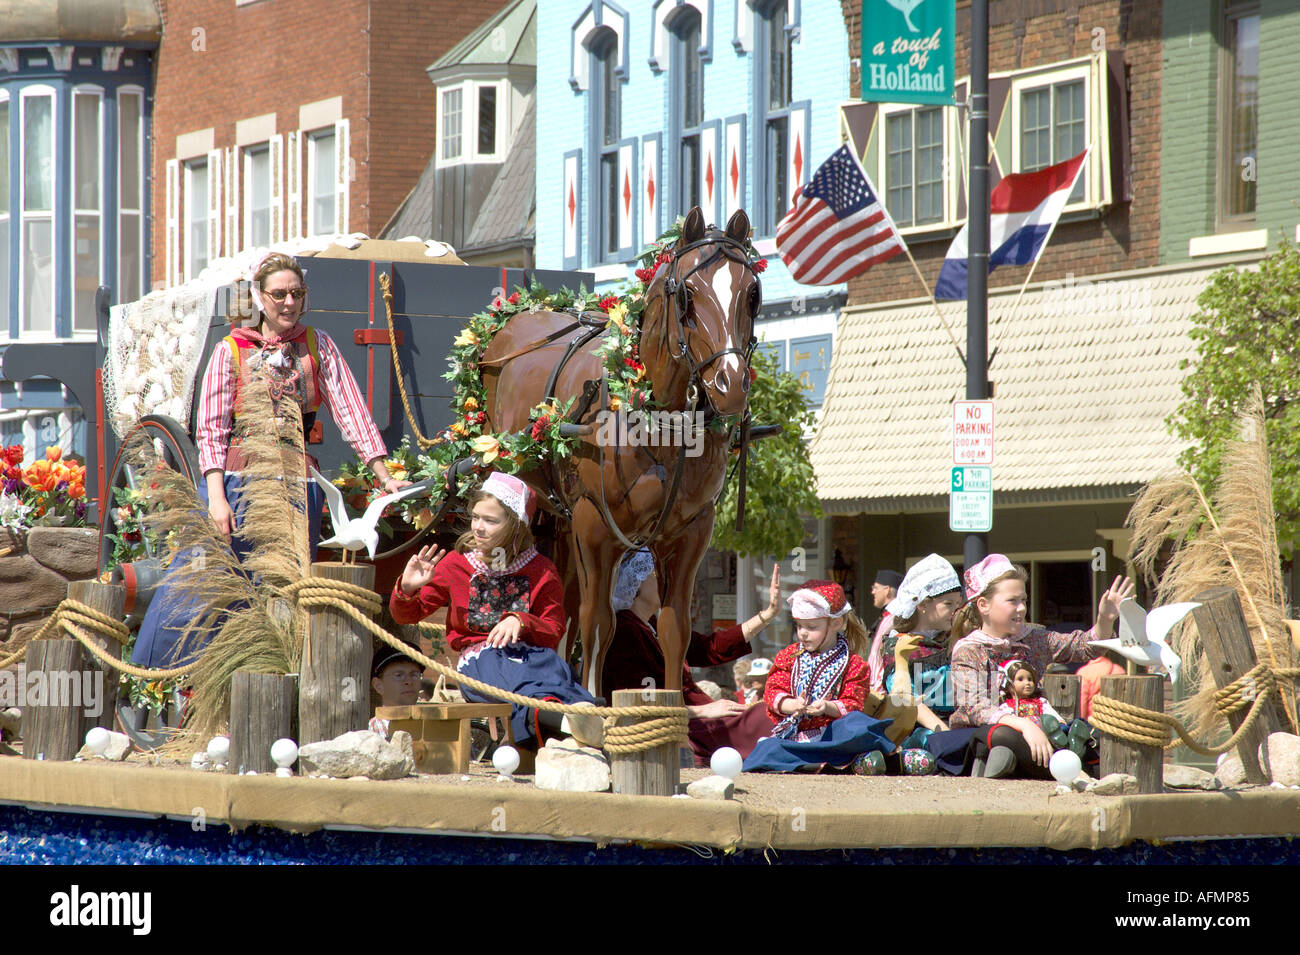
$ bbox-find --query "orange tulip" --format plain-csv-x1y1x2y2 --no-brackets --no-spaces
45,446,61,462
68,482,85,499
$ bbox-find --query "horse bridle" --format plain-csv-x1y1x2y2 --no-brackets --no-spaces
660,232,761,405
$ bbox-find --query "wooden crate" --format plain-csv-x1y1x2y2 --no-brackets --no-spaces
377,702,519,775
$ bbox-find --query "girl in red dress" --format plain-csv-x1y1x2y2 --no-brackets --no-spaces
389,472,595,749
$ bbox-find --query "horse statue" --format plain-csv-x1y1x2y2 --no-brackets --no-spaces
478,207,761,694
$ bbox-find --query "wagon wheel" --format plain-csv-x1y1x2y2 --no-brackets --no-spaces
96,414,199,750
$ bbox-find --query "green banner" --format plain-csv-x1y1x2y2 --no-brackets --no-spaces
860,0,956,106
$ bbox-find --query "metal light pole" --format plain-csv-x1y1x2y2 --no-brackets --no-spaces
964,0,990,571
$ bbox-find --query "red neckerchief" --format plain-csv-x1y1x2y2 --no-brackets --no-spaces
231,323,308,401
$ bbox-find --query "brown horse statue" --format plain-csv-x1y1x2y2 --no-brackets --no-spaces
479,207,761,694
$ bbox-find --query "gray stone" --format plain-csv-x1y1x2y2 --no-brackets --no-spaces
1163,764,1222,791
75,730,133,762
26,527,99,578
1087,773,1140,796
1070,774,1091,792
0,707,21,740
534,737,610,792
686,774,734,800
391,730,414,763
1215,752,1248,787
297,730,416,780
0,556,68,614
1260,732,1300,787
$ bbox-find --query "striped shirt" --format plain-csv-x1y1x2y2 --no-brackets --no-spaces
196,329,386,474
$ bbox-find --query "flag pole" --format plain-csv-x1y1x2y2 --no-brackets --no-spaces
900,244,966,366
965,0,991,570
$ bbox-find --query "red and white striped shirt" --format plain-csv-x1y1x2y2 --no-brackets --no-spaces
196,329,387,474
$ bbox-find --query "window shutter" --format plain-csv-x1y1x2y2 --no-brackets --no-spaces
206,148,222,265
225,146,238,256
562,148,582,270
287,130,301,240
334,119,350,234
165,158,179,286
269,134,283,243
616,138,636,261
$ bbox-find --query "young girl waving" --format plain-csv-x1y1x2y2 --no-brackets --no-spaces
950,554,1133,778
742,581,895,773
389,472,595,749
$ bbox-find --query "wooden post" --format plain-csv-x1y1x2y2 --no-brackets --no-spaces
22,639,89,761
1099,674,1164,794
1192,586,1285,784
229,671,297,774
609,688,682,797
1042,673,1080,723
67,580,126,735
297,562,375,747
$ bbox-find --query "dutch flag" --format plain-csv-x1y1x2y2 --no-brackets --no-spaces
934,147,1090,301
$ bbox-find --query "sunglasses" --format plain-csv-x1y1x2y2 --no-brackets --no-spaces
262,286,308,303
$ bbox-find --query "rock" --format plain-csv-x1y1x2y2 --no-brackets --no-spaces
534,737,610,792
686,774,734,800
26,527,99,577
1260,732,1300,787
0,707,21,740
1163,764,1221,791
74,730,132,761
1086,773,1139,796
1070,774,1091,792
0,556,69,614
297,730,416,780
390,730,414,764
1215,752,1248,787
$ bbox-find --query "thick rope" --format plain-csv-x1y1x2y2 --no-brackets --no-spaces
1090,664,1300,757
379,272,439,450
283,577,689,749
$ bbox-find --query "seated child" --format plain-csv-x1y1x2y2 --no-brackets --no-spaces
742,581,895,773
368,643,423,740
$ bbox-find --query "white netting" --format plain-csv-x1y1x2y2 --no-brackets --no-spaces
103,234,378,440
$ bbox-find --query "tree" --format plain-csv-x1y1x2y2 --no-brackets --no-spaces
710,346,822,557
1169,240,1300,551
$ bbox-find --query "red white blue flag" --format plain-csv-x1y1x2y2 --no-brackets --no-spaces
935,148,1089,300
776,144,905,285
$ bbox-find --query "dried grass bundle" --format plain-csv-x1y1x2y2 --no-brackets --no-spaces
1127,387,1298,736
137,368,312,745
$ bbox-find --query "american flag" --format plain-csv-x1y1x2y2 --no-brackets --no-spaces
776,145,905,285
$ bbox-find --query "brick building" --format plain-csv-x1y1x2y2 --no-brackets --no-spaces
814,0,1299,635
151,0,508,287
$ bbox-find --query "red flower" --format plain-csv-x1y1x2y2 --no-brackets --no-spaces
598,295,619,312
655,251,672,267
752,258,768,274
748,367,758,382
3,445,22,466
508,291,521,305
634,267,655,284
476,412,487,424
530,415,551,441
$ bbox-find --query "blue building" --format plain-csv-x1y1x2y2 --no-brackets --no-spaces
536,0,850,415
0,0,159,459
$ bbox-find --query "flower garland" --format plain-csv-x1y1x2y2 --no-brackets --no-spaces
328,218,766,528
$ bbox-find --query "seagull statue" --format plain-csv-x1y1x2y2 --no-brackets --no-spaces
1089,597,1199,682
311,467,434,563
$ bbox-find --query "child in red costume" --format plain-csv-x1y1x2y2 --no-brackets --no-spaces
742,581,895,772
389,472,595,748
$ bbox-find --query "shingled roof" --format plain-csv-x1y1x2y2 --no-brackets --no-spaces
808,262,1232,513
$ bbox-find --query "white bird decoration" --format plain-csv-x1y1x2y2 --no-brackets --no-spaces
312,467,433,563
885,0,926,33
1089,597,1199,682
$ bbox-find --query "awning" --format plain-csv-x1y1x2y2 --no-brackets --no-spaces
809,262,1232,513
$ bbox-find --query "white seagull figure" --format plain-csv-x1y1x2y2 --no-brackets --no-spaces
1089,597,1199,682
311,467,432,563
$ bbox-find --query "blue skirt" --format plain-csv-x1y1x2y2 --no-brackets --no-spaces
741,711,897,773
131,474,324,669
457,644,596,749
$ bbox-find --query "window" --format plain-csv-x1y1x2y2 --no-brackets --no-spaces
244,143,272,248
589,29,621,262
477,85,497,157
183,157,208,279
72,88,103,332
754,2,792,235
21,87,55,334
671,7,704,217
1019,79,1085,203
885,107,944,228
1220,4,1258,224
117,88,144,303
307,128,336,236
0,94,10,327
441,88,462,162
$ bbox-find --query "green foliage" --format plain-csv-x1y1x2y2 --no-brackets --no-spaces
1169,239,1300,550
711,346,821,557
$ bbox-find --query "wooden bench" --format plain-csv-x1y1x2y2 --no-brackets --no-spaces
376,702,524,775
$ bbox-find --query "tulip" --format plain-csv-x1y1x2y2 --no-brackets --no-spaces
472,434,501,464
46,446,62,462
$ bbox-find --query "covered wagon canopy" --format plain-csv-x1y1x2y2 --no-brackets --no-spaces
808,261,1230,514
0,0,162,43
